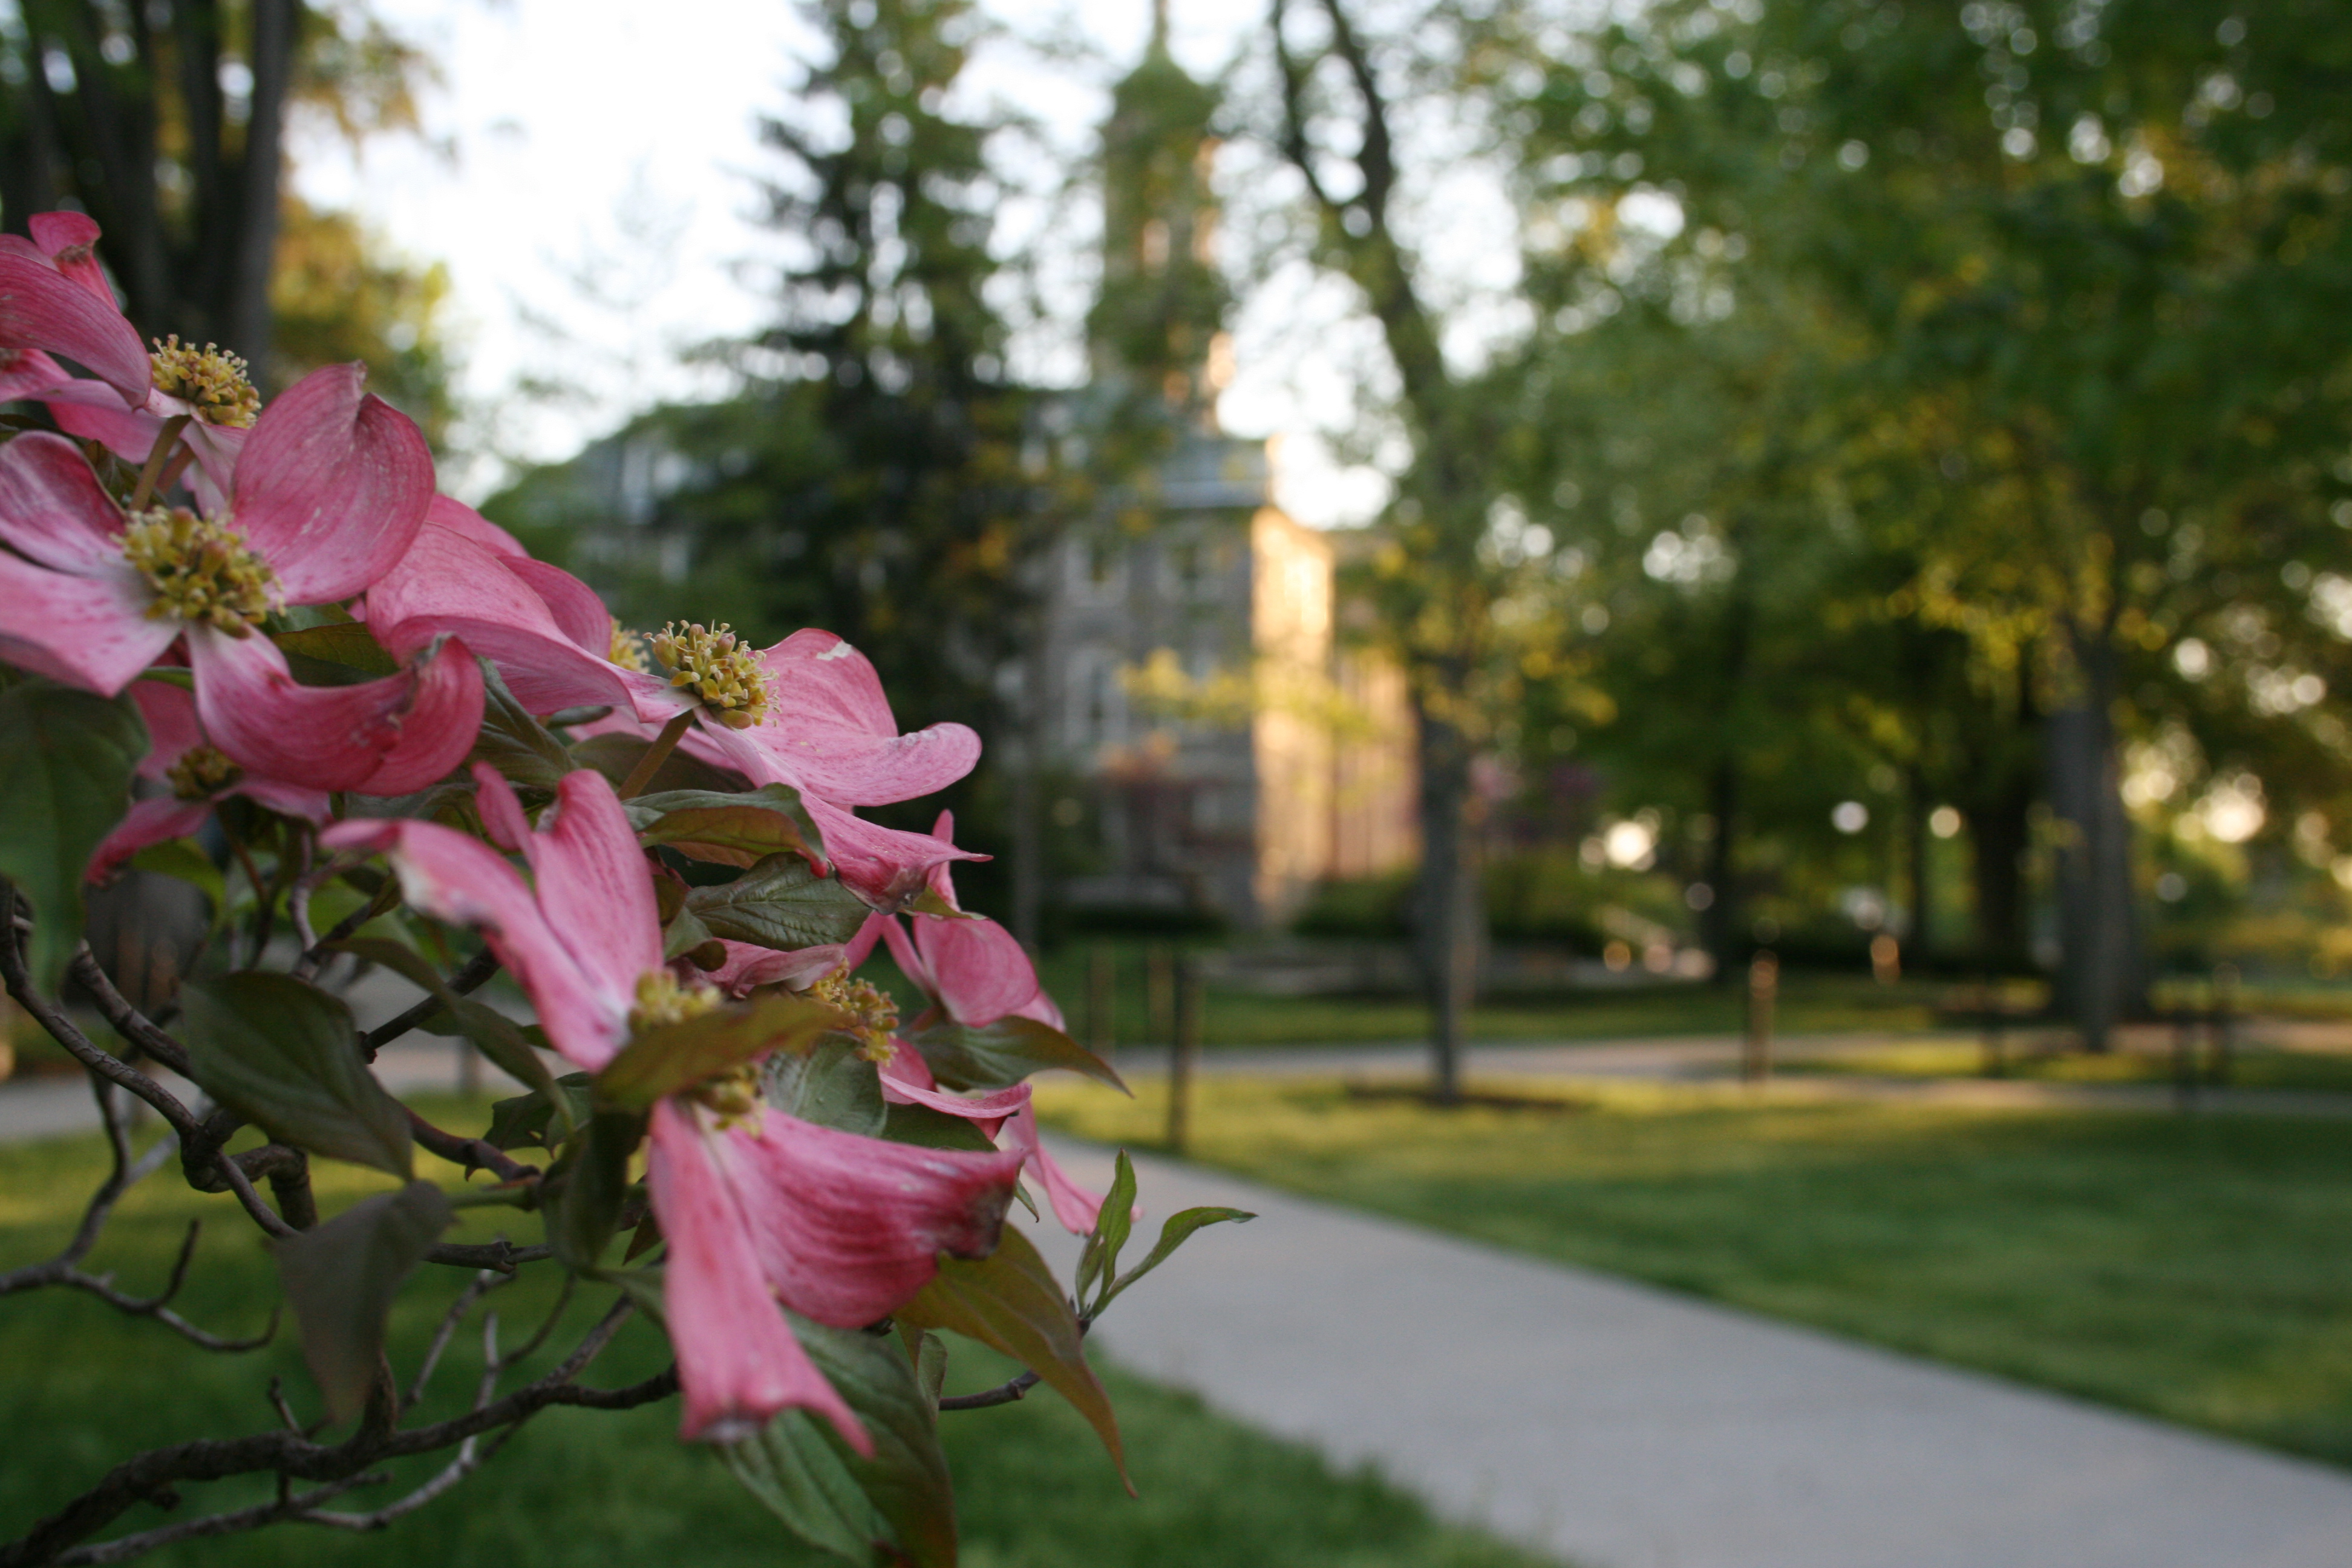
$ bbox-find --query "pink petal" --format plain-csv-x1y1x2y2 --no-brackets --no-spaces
472,760,535,852
998,1102,1112,1236
0,348,69,402
0,246,148,404
842,910,889,972
0,550,177,694
736,631,982,805
508,558,612,655
86,797,212,883
0,429,131,572
353,639,485,796
1014,988,1069,1032
650,1102,867,1449
234,777,333,820
128,680,204,777
368,523,637,713
802,795,985,912
702,939,850,998
719,1106,1024,1328
511,767,663,990
320,812,629,1069
230,364,434,604
426,494,528,558
878,916,933,996
877,1048,1031,1131
189,628,410,791
910,913,1040,1027
25,212,114,304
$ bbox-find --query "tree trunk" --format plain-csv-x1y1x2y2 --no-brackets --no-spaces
1905,764,1932,961
2045,633,2143,1049
227,0,296,375
1410,690,1478,1102
1699,754,1740,980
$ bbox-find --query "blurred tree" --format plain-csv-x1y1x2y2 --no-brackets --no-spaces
271,194,456,442
1501,0,2352,1042
0,0,434,388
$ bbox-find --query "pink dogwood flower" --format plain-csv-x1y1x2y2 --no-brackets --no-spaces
866,813,1116,1235
0,212,150,407
0,362,474,789
85,679,331,881
322,764,1025,1446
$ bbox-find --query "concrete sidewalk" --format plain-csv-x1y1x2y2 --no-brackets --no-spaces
1030,1137,2352,1568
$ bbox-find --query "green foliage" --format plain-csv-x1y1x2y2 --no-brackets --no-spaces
180,973,414,1178
904,1014,1126,1094
0,678,148,991
272,1181,452,1422
683,854,874,950
901,1227,1128,1486
595,992,845,1111
627,786,826,872
0,1128,1547,1567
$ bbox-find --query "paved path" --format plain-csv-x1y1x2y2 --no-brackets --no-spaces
1030,1137,2352,1568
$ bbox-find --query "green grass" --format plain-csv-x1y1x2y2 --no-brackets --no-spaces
1022,947,1953,1048
1777,1040,2352,1094
0,1119,1546,1568
1038,1074,2352,1468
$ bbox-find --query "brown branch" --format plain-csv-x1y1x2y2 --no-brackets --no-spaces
70,948,192,1076
0,1301,667,1568
361,950,501,1058
405,1109,538,1186
938,1369,1042,1411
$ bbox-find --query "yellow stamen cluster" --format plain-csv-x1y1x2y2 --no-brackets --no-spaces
120,506,279,633
166,745,241,801
630,969,725,1032
608,619,652,674
648,621,771,730
692,1062,764,1127
810,972,900,1063
149,336,260,428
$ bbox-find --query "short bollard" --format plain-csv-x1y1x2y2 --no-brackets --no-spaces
2212,963,2239,1087
1168,955,1202,1153
1146,945,1175,1054
1744,950,1778,1083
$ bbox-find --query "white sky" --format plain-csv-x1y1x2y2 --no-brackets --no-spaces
293,0,1514,520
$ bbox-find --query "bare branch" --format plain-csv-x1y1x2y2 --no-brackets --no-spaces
938,1368,1042,1411
405,1109,539,1185
405,1272,506,1413
361,949,501,1058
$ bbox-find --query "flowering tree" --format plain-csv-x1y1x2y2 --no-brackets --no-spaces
0,212,1245,1566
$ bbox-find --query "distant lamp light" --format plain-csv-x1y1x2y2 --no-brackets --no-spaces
1832,800,1870,834
1929,805,1963,839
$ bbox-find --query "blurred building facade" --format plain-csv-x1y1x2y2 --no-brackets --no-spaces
1029,16,1417,930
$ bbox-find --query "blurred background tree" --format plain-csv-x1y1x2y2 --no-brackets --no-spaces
0,0,455,435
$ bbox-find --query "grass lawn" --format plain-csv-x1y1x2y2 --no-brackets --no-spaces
0,1117,1546,1568
1779,1039,2352,1095
1021,947,1955,1049
1037,1074,2352,1468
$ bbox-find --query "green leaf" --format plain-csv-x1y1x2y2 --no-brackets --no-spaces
900,1226,1128,1487
626,783,828,871
902,888,977,920
880,1102,1002,1154
274,1181,452,1423
573,731,743,796
271,621,398,676
767,1037,887,1137
180,973,413,1177
485,1072,595,1151
1102,1206,1256,1309
594,990,845,1111
334,937,563,1115
469,661,573,789
0,679,149,990
904,1014,1128,1095
548,1108,645,1270
722,1316,958,1567
661,906,717,961
1076,1151,1140,1313
683,853,871,952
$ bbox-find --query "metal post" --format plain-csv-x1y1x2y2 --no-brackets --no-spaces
1979,976,2007,1079
456,1037,480,1097
1086,943,1116,1058
2211,963,2239,1087
2171,1005,2197,1112
1743,950,1778,1083
1167,953,1201,1152
1146,945,1175,1048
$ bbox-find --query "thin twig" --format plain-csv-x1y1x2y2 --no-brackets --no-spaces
405,1272,505,1413
405,1109,538,1184
361,950,501,1057
616,708,696,800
